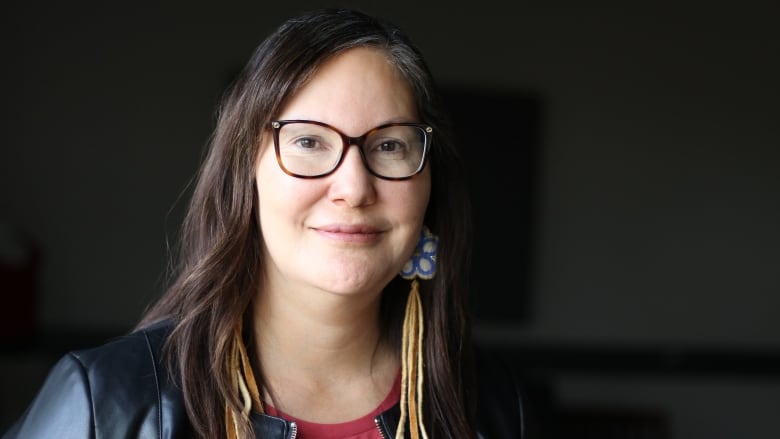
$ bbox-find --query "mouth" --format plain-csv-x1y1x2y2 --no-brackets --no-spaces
312,224,384,243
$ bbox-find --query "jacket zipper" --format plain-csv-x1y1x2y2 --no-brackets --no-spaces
374,417,389,439
289,421,298,439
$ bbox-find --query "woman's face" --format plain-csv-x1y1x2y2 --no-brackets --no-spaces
255,47,431,299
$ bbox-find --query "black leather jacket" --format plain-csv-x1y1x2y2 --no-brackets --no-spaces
4,321,526,438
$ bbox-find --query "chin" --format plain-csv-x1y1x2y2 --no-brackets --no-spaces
316,271,391,298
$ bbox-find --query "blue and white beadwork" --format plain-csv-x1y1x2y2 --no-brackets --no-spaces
400,226,438,280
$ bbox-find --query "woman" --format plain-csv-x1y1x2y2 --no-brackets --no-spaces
5,8,525,439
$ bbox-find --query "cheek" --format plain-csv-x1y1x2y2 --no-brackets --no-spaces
255,146,286,225
403,170,431,221
255,144,294,204
255,146,321,225
255,142,277,187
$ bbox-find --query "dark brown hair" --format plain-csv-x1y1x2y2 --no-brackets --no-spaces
138,8,474,438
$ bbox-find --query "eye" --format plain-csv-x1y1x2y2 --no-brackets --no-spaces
368,136,408,154
294,136,320,149
376,139,404,152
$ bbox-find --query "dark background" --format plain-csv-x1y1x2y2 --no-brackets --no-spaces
2,1,779,437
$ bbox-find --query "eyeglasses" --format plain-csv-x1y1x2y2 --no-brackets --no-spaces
270,120,432,180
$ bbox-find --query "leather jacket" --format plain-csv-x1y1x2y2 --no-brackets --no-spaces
4,320,526,438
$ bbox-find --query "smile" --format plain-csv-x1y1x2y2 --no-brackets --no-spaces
312,224,383,243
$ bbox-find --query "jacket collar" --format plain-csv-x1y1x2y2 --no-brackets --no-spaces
249,402,404,439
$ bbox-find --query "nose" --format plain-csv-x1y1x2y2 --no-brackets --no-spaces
327,144,376,207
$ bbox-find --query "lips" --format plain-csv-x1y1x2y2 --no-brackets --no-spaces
315,224,382,234
312,223,385,243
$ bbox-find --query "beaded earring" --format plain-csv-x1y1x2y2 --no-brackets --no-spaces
396,226,438,439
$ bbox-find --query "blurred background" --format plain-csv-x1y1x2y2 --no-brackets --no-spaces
2,0,779,437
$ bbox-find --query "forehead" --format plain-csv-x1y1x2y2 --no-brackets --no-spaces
277,47,418,133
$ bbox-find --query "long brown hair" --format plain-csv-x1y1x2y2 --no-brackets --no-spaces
138,8,475,438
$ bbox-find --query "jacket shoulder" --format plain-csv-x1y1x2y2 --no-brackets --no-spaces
70,319,171,382
4,320,189,439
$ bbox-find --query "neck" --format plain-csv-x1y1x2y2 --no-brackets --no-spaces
250,280,399,421
254,286,387,373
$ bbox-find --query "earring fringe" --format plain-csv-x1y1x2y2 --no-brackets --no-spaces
226,319,264,439
397,279,429,439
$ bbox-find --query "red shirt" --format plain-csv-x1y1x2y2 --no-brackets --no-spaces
264,372,401,439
